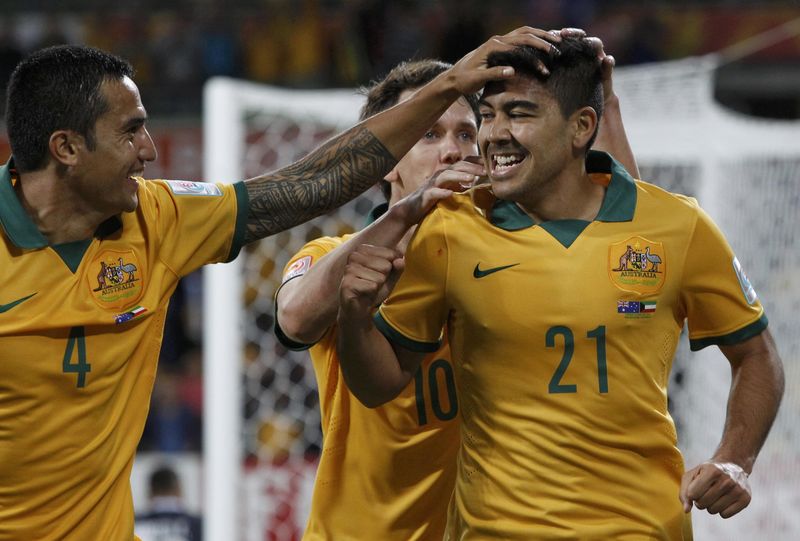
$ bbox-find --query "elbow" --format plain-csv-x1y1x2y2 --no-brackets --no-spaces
276,303,325,345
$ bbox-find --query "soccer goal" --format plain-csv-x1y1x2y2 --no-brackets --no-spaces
203,59,800,541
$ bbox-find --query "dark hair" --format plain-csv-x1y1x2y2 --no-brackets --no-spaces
359,59,480,200
5,45,134,172
149,466,180,496
486,37,604,150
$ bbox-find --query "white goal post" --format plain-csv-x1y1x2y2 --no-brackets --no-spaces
203,59,800,541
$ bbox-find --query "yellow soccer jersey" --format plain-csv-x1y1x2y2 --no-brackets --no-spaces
376,151,766,540
0,160,247,541
275,221,460,541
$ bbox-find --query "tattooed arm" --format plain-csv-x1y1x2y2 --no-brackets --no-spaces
242,26,563,243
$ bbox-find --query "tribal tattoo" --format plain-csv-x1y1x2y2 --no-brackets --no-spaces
243,127,396,243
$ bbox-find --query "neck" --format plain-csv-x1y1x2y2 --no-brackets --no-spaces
17,168,109,244
516,157,604,223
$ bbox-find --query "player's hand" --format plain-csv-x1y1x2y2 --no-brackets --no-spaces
339,244,404,319
550,28,616,104
448,26,561,95
679,461,752,518
395,157,487,227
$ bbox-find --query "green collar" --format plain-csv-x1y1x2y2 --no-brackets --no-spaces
365,202,389,226
488,150,637,248
0,158,122,268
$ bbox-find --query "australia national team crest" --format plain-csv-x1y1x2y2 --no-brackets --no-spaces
87,250,145,310
608,236,666,295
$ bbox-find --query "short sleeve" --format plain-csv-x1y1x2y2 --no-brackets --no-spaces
273,236,345,350
680,205,767,350
141,179,247,277
375,208,450,353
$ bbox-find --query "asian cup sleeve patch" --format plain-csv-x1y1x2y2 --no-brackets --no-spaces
165,180,223,196
733,256,758,305
282,255,312,283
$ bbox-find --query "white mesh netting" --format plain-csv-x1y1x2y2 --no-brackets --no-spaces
206,58,800,540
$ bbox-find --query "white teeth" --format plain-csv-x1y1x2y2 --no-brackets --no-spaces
494,155,522,166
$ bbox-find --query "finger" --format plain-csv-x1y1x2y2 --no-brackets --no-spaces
705,490,742,516
584,36,605,56
352,244,401,262
720,495,751,518
679,469,699,512
559,27,586,38
505,26,562,43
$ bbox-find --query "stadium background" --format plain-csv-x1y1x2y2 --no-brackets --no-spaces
1,1,798,540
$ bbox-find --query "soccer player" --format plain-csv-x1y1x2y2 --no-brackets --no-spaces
0,29,546,540
336,37,785,539
275,31,639,540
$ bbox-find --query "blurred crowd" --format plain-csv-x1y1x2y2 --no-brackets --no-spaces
1,0,798,117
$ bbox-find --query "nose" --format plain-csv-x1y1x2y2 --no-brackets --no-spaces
440,133,463,165
139,128,158,163
485,115,512,145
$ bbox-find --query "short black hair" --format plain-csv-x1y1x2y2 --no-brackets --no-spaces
486,37,603,150
5,45,134,172
149,466,180,496
359,59,480,200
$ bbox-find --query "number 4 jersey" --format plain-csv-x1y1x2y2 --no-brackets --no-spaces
376,152,766,540
275,224,459,541
0,160,247,541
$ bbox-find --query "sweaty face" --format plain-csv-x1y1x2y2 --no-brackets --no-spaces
387,91,478,203
478,76,573,206
72,76,157,216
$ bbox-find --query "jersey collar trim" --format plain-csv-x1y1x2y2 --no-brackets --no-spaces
0,158,124,250
365,202,389,226
487,151,637,247
0,158,49,249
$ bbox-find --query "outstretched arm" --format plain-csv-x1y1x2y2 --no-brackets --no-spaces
243,27,563,242
680,329,784,518
593,51,640,179
276,164,479,344
335,244,426,407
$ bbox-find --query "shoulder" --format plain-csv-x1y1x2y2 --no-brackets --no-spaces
634,179,703,219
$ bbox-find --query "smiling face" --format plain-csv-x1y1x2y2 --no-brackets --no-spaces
386,90,479,204
70,76,157,216
478,75,576,206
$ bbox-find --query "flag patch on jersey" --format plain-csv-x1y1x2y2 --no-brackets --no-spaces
608,236,666,295
165,180,222,196
115,305,147,325
282,255,312,283
732,256,758,305
617,300,657,314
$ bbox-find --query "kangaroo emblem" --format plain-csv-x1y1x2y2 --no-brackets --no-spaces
614,245,634,271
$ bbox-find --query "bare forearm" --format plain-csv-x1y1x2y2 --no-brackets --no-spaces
278,205,416,342
714,334,785,473
336,312,414,407
594,95,640,179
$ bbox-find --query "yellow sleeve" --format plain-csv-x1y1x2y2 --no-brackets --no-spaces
140,179,248,277
375,209,449,352
680,204,767,350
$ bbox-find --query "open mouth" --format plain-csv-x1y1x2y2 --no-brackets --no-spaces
491,153,526,177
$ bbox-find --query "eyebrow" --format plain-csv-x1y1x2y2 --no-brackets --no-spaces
478,99,539,112
120,116,147,132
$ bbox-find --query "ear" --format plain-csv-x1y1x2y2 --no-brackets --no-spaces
571,106,598,152
48,130,83,167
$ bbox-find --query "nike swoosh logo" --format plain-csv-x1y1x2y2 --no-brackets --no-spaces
0,293,37,313
473,263,519,279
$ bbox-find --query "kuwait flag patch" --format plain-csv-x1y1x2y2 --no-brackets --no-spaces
617,300,657,317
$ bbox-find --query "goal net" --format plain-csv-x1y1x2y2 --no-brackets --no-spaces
203,58,800,540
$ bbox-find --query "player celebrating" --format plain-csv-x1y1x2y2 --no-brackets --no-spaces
0,28,546,540
276,30,639,540
336,37,784,539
